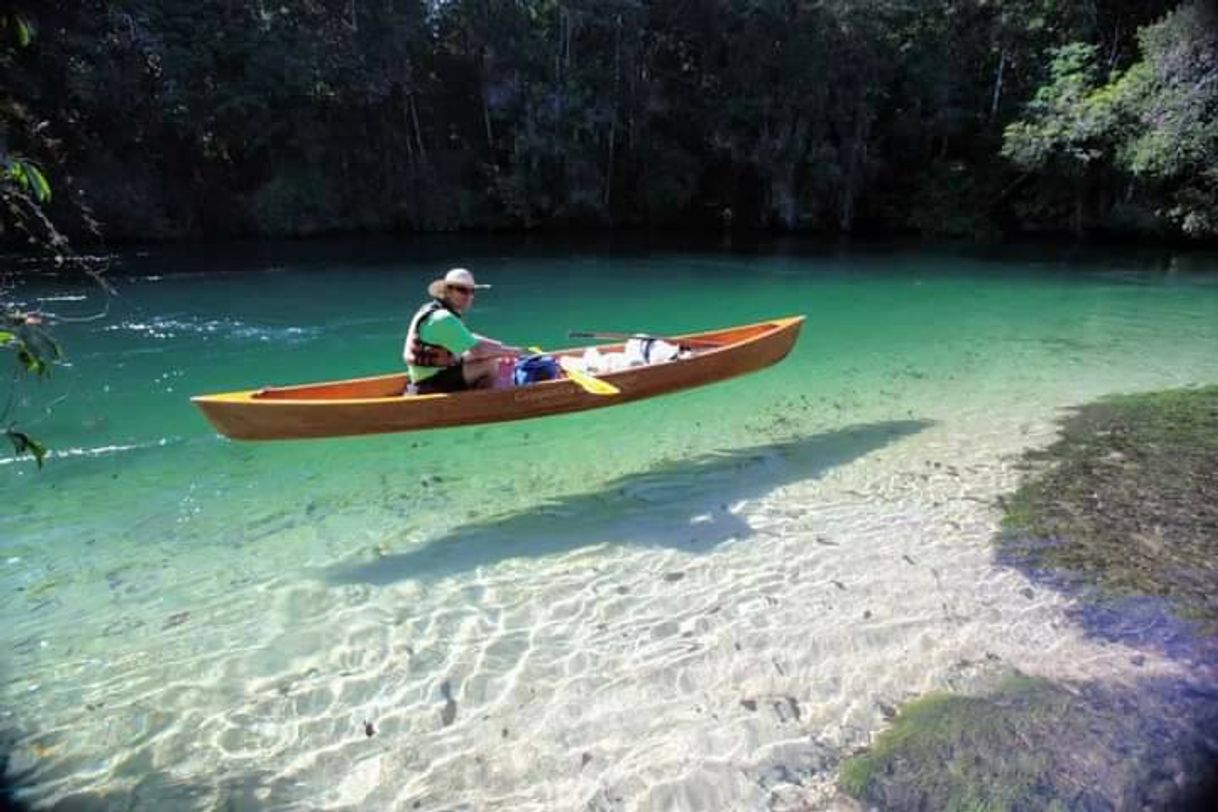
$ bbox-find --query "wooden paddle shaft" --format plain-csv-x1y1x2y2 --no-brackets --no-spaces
568,330,721,347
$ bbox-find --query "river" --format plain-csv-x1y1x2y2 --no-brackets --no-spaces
3,237,1217,809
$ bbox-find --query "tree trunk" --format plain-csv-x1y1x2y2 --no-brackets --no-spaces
480,48,494,152
990,50,1006,118
402,93,415,167
840,108,870,232
409,94,428,168
482,87,494,153
604,15,621,210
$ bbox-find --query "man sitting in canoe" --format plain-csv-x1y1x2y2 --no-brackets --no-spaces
404,268,522,394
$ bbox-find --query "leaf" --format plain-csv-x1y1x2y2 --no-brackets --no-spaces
24,162,51,203
0,329,14,346
16,15,33,47
7,430,47,467
17,346,47,375
6,159,27,188
3,160,51,202
19,323,62,365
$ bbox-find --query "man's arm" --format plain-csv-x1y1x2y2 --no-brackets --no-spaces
423,315,520,361
466,337,521,360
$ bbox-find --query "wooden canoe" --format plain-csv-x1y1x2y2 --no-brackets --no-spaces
192,315,804,441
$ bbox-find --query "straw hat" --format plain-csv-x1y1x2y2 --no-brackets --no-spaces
427,268,492,299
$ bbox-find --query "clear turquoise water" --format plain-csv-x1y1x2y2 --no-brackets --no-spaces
2,239,1217,809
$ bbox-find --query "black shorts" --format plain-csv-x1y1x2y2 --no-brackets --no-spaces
411,363,467,394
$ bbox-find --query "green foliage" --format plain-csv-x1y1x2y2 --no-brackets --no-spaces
4,157,52,202
2,8,84,466
247,168,340,236
2,13,34,47
13,321,62,376
1004,1,1218,237
0,308,62,466
1002,43,1123,171
0,0,1202,240
5,429,46,467
1118,3,1218,175
1111,1,1218,236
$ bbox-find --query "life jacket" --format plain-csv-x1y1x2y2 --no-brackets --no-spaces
405,300,461,369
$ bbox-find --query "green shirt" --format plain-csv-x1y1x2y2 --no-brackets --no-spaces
407,307,478,382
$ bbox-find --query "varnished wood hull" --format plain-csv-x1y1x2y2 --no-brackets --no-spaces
191,316,804,440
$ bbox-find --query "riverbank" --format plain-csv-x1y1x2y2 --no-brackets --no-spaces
839,384,1218,810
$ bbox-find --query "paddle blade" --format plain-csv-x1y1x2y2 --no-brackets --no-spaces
558,356,619,396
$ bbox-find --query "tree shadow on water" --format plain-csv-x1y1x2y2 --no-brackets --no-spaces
995,545,1218,668
993,385,1218,669
1,682,293,812
0,727,295,812
1,735,30,812
328,419,933,586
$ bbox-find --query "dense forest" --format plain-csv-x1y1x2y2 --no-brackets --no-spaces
2,0,1217,244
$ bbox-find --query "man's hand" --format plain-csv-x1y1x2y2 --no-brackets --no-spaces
466,339,522,361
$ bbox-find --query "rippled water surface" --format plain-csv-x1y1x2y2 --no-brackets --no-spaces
3,239,1218,809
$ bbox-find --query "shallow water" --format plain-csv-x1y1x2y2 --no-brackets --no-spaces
3,238,1218,809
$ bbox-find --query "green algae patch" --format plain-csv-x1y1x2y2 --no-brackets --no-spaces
839,385,1218,811
999,384,1218,627
840,676,1063,811
839,674,1217,810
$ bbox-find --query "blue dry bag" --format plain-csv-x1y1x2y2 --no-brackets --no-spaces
513,354,561,386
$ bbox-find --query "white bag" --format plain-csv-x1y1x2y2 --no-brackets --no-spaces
625,337,680,365
580,346,603,373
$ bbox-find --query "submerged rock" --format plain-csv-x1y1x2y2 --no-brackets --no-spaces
439,680,457,727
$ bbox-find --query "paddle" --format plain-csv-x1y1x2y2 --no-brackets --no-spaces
524,347,620,396
568,330,722,348
558,357,620,396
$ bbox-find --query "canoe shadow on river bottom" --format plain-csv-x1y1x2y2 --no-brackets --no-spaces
326,418,933,586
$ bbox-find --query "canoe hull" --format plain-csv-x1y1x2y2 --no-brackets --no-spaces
192,316,804,440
